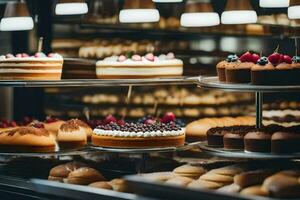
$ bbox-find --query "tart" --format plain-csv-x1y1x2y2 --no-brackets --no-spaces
0,53,63,80
92,122,185,148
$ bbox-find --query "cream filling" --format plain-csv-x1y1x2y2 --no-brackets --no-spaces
93,128,185,137
96,67,183,76
0,69,62,73
96,58,183,67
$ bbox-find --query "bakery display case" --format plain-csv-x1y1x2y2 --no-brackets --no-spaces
1,0,300,200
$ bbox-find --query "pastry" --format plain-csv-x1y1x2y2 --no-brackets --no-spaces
0,126,56,152
89,181,113,190
48,162,87,182
262,173,300,198
199,173,233,184
225,52,259,83
223,126,255,150
271,132,300,154
217,184,241,193
66,167,106,185
92,122,185,148
109,179,128,192
234,169,275,188
96,53,183,79
251,56,275,85
187,180,224,190
274,55,293,85
141,172,175,182
240,185,269,197
57,119,91,149
208,164,249,177
43,118,65,137
216,55,240,82
206,127,227,147
0,53,63,80
244,131,272,153
165,176,193,187
173,165,206,179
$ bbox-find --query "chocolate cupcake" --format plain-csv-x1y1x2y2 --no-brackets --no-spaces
207,127,226,147
275,60,293,85
223,125,255,150
291,56,300,85
271,132,300,154
251,56,275,85
244,131,272,153
216,55,239,82
225,52,258,83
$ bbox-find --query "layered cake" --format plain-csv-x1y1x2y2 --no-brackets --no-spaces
92,122,185,148
0,53,63,80
96,52,183,79
62,58,96,79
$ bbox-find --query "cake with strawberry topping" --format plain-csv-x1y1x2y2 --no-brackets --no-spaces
225,52,260,83
96,52,183,79
274,54,293,85
91,113,185,148
0,52,63,80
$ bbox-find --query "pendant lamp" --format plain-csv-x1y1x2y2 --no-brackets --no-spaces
259,0,289,8
55,0,88,15
288,0,300,19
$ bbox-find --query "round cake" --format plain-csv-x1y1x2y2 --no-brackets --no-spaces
92,122,185,148
0,53,63,80
96,52,183,79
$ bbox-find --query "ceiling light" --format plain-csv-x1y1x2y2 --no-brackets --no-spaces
288,0,300,19
119,0,160,23
259,0,290,8
180,0,220,27
55,1,88,15
0,1,34,31
119,9,160,23
153,0,183,2
221,0,257,24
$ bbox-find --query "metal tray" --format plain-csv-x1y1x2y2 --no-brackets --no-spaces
125,175,288,200
198,141,300,159
89,142,201,154
0,76,198,88
198,76,300,93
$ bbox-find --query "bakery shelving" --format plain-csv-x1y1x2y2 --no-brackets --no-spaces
0,77,198,88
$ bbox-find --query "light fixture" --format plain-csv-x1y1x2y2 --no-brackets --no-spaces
221,0,257,24
288,0,300,19
0,1,34,31
180,0,220,27
259,0,290,8
55,0,88,15
152,0,183,2
119,0,160,23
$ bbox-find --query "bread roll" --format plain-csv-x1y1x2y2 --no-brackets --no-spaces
141,172,175,182
48,162,87,182
165,176,193,187
109,179,128,192
66,167,106,185
240,185,269,197
89,181,113,190
234,169,275,188
173,165,206,179
187,180,224,190
199,173,233,184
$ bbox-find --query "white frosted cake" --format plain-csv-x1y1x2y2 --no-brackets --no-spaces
0,53,63,80
96,52,183,79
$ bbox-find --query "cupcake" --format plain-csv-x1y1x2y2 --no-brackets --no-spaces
251,56,275,85
291,56,300,85
216,54,239,82
273,54,293,85
226,51,259,83
244,131,272,153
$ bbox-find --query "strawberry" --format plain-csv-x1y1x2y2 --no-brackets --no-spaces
117,55,127,62
145,53,155,61
161,112,176,123
10,121,17,127
279,54,285,63
144,118,156,125
132,55,142,61
268,53,281,65
16,54,22,58
283,55,292,64
22,53,29,57
240,51,252,62
104,114,117,124
117,119,126,126
251,53,260,63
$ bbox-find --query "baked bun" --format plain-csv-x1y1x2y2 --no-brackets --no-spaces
89,181,113,190
141,172,175,182
109,179,128,192
234,169,275,188
57,119,89,149
165,176,193,187
44,120,65,137
187,180,224,190
0,126,56,152
48,162,87,182
240,185,269,197
173,165,206,179
217,184,241,193
66,167,106,185
199,173,233,184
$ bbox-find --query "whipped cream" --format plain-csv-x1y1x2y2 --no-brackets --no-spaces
93,128,185,138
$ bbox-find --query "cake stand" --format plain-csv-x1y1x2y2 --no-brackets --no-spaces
197,76,300,159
